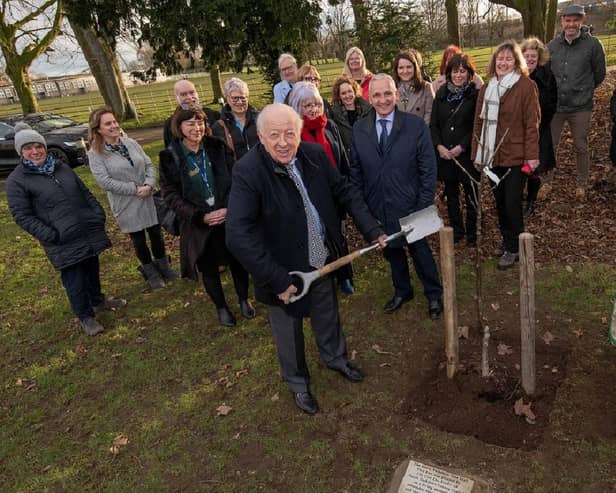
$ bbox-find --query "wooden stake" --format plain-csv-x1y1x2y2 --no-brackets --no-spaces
439,227,458,379
519,233,535,395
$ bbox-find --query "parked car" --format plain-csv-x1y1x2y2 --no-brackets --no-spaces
0,113,89,174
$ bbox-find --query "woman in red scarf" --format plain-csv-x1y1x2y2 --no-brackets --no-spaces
287,81,354,294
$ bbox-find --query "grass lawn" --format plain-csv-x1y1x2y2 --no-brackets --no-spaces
1,143,615,492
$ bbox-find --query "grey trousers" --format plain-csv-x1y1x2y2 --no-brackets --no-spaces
267,276,348,393
549,111,592,188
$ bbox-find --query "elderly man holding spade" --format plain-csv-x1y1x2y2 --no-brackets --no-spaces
226,103,388,415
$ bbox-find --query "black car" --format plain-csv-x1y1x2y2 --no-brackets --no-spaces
0,113,89,174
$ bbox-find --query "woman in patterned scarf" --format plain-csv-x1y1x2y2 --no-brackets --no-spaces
88,107,178,289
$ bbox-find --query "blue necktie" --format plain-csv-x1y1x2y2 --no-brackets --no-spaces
379,119,388,152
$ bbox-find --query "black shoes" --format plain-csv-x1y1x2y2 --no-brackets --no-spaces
523,200,536,219
428,299,443,320
329,363,363,383
239,299,256,319
217,306,236,327
292,391,319,415
383,294,413,314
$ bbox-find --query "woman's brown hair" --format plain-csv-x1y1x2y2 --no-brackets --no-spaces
486,40,529,78
445,54,477,82
331,75,361,104
392,50,425,91
171,105,212,139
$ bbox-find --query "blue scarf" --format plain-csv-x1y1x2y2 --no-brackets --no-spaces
22,155,56,175
446,81,470,103
105,141,135,166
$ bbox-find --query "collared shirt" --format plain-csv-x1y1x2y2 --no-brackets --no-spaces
273,80,293,103
375,110,395,140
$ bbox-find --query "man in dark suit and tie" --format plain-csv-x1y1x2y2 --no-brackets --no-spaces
351,73,443,319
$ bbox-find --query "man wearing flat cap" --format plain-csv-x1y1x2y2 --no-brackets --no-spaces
545,4,606,201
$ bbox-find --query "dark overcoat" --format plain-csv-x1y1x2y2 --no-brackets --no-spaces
211,105,259,161
6,160,111,270
350,108,437,239
330,97,372,159
430,82,479,182
530,63,557,174
159,136,234,280
225,142,382,317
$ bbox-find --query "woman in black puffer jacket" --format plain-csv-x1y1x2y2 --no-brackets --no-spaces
6,123,125,336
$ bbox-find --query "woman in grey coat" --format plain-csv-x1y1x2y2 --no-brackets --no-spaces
88,107,177,289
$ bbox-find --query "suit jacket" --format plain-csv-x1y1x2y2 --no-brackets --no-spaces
226,142,382,317
351,108,437,239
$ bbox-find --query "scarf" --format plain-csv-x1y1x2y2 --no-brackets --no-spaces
477,71,521,167
301,114,336,167
22,154,56,175
397,82,416,104
446,81,470,103
105,141,135,167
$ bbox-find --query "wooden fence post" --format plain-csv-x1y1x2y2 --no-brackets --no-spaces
439,227,458,379
519,233,535,395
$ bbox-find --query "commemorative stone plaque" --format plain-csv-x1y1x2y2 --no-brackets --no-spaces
387,459,493,493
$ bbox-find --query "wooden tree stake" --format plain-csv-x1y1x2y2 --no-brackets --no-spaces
519,233,536,395
439,227,458,379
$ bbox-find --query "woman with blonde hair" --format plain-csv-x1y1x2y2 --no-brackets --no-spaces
520,36,557,217
342,47,373,101
471,40,540,270
88,107,177,289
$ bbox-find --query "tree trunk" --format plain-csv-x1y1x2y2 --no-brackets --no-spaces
445,0,461,47
69,18,138,122
209,65,224,104
2,52,39,114
545,0,558,43
350,0,374,69
489,0,547,39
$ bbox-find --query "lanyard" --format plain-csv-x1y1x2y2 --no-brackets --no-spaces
187,149,215,206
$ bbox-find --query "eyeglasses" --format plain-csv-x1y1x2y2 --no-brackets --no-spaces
303,77,321,83
302,102,323,110
229,96,247,102
280,65,296,73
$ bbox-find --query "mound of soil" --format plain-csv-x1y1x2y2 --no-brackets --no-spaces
407,333,569,451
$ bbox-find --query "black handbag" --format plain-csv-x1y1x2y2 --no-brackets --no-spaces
153,189,180,236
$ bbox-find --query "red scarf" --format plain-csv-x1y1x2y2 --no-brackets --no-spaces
301,114,336,167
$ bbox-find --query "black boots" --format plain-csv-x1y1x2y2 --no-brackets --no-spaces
138,263,165,289
154,256,179,281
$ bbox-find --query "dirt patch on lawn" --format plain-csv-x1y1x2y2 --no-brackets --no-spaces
408,333,569,451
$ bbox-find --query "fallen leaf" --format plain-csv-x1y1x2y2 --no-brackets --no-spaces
458,326,469,339
551,367,558,373
111,353,122,359
76,345,88,354
541,331,555,345
42,465,51,473
183,302,190,308
372,344,393,355
573,328,584,338
235,369,248,378
232,432,241,439
514,398,536,422
515,364,521,370
491,302,500,311
506,291,514,295
216,404,232,416
135,336,146,343
16,378,24,387
350,349,357,361
379,362,391,367
109,434,129,455
270,392,279,402
497,343,513,355
565,265,573,273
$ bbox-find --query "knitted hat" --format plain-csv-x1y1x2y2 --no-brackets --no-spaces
14,121,47,156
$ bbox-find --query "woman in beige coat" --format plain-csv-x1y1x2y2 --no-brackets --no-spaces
88,107,177,289
392,50,434,125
